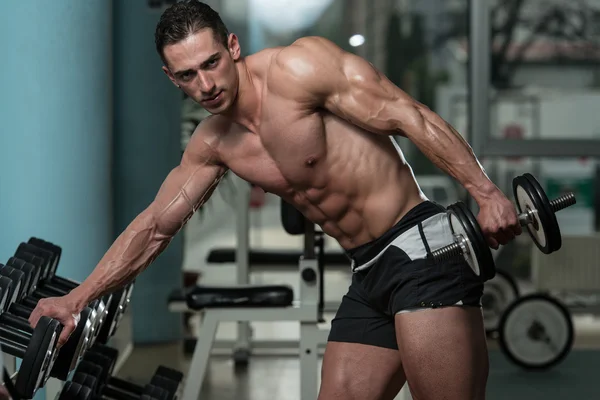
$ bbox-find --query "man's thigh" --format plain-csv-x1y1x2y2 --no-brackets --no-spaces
390,253,488,400
322,277,405,400
319,342,405,400
395,306,489,400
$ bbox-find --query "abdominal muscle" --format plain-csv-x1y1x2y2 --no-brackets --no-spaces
295,121,425,250
223,114,426,250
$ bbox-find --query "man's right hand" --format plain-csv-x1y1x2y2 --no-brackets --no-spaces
29,296,81,348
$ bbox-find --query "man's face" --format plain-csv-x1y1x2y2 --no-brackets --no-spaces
163,29,240,113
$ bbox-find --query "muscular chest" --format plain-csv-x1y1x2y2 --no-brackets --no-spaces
261,103,327,174
221,111,328,197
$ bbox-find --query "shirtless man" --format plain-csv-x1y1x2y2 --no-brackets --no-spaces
29,1,522,399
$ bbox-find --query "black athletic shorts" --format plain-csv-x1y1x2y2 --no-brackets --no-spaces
328,201,484,350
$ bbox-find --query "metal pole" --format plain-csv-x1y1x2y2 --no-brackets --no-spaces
468,0,491,209
303,220,316,260
235,177,251,358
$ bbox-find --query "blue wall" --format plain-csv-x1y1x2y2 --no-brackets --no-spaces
0,2,114,282
0,2,114,398
113,0,183,343
0,0,183,350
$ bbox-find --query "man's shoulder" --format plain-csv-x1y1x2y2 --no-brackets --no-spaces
273,36,340,67
263,36,343,100
198,114,234,133
188,115,233,148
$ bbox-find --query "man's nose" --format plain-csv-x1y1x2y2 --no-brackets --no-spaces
198,73,216,94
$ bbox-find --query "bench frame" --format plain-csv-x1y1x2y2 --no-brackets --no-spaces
171,186,331,400
170,256,329,400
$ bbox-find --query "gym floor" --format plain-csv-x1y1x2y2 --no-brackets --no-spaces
114,322,600,400
115,192,600,400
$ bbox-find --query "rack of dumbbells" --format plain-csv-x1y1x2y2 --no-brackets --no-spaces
0,237,184,399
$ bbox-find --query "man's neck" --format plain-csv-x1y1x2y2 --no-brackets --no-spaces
224,59,261,133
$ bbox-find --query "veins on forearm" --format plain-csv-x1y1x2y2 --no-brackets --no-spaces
78,173,225,303
405,107,495,197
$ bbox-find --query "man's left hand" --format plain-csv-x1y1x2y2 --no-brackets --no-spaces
476,193,522,250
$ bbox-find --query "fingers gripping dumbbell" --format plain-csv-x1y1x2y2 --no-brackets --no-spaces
13,240,111,342
0,276,62,398
16,237,133,345
0,263,93,381
430,173,576,282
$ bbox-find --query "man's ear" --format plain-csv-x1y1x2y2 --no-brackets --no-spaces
228,33,241,60
162,66,180,88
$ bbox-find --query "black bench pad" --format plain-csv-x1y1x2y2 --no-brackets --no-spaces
168,285,294,310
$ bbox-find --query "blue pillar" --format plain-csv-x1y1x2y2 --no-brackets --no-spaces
0,1,113,398
113,0,183,343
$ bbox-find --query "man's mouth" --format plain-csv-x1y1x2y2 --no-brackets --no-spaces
202,91,223,104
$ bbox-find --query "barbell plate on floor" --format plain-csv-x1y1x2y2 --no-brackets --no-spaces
482,269,519,334
498,293,574,370
513,174,561,254
447,202,496,281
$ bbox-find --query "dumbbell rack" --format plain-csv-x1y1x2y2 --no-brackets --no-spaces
0,237,136,400
0,297,134,400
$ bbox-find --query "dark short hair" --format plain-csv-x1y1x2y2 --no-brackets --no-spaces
155,1,229,65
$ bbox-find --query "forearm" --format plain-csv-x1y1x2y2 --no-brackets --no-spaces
68,211,172,310
405,106,499,202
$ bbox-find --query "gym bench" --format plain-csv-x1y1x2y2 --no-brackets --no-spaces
168,199,332,400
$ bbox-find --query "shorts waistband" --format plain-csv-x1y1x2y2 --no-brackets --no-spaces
345,201,449,271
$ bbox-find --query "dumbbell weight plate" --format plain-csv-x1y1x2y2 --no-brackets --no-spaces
96,287,127,344
28,237,61,264
58,381,93,400
8,301,94,380
447,202,495,281
154,365,184,383
0,277,14,313
6,258,41,295
483,268,519,334
74,361,104,393
72,372,99,396
150,375,179,400
13,243,54,280
143,384,170,400
89,343,119,360
81,351,116,387
0,266,25,304
14,316,61,399
51,306,94,380
498,293,574,370
512,173,561,254
2,262,32,299
27,238,61,278
109,282,135,339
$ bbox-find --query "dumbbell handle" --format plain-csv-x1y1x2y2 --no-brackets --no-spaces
0,326,30,359
0,338,26,359
518,192,576,226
